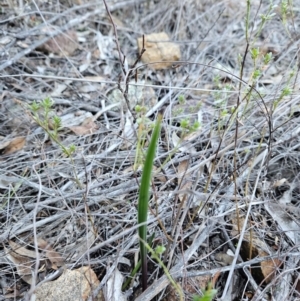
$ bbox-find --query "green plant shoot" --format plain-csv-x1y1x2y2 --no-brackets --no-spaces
138,114,162,291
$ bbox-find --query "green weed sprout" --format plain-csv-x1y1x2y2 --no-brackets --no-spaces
28,97,81,187
138,114,162,291
29,98,75,157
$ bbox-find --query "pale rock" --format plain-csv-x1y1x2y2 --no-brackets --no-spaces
34,267,103,301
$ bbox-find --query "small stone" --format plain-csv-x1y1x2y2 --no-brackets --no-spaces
34,267,103,301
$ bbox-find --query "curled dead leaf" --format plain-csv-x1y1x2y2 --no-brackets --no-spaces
229,212,281,284
37,29,78,56
240,241,281,284
5,242,35,284
5,239,64,284
153,166,167,183
0,137,26,155
37,238,64,269
69,117,99,136
258,249,282,283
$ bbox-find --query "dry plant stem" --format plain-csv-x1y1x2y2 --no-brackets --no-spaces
1,0,144,35
220,148,268,300
0,140,265,238
102,0,126,76
162,158,192,249
149,200,174,243
183,253,290,281
103,0,145,123
163,194,186,263
142,239,184,301
82,157,98,237
186,139,247,228
220,225,263,296
24,165,42,301
166,195,192,271
165,166,202,266
0,73,224,92
3,61,270,101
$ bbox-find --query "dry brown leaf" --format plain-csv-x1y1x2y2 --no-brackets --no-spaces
239,239,281,285
5,242,34,284
176,160,192,201
6,239,64,284
9,240,37,258
1,137,26,155
37,29,78,56
177,159,189,180
178,182,193,204
152,166,167,183
229,212,282,283
37,238,64,269
69,117,99,136
0,140,11,150
258,249,281,283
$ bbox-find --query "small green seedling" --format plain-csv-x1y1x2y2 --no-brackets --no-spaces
193,283,217,301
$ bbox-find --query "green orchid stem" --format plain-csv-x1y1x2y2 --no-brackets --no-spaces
138,114,162,291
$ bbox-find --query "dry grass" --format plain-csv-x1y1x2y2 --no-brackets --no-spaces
1,0,300,300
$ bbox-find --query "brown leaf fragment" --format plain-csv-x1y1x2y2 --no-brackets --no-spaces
5,242,34,284
0,140,10,150
69,117,99,136
177,159,190,180
6,239,64,285
9,240,37,258
152,166,167,183
38,29,78,56
37,238,64,269
1,137,26,155
258,249,282,284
